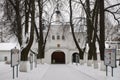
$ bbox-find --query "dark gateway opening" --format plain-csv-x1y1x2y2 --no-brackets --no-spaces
51,51,65,64
72,53,79,63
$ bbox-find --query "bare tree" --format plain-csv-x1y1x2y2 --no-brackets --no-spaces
99,0,105,61
69,0,84,60
37,0,44,60
78,0,99,64
21,0,35,61
7,0,22,45
3,0,36,72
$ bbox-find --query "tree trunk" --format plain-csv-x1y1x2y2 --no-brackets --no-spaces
15,0,22,46
86,0,93,61
99,0,105,71
21,0,35,61
86,0,99,66
20,0,35,72
37,0,45,60
25,0,30,35
92,0,99,62
69,0,84,60
99,0,105,61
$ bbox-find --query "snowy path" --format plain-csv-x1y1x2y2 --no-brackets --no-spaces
41,64,96,80
0,62,120,80
0,62,50,80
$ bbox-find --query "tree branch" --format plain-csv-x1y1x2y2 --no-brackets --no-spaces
105,9,119,24
105,3,120,10
8,0,16,10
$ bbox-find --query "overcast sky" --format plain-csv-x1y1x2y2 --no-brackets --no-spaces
0,0,120,26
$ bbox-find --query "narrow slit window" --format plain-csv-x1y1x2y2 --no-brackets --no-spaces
62,35,65,40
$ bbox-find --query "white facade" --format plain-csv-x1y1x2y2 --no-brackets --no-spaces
42,22,87,64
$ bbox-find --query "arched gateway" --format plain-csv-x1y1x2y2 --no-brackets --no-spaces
51,51,65,64
72,53,79,63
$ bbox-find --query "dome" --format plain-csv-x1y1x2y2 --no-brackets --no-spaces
51,10,64,25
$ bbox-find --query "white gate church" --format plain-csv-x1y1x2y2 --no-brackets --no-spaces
34,10,87,64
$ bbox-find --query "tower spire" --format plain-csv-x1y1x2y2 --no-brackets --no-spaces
56,0,60,14
55,0,61,22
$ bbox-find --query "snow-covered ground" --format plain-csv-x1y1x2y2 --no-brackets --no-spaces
0,62,120,80
69,62,120,80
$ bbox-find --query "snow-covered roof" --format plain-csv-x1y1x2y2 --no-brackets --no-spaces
0,43,18,51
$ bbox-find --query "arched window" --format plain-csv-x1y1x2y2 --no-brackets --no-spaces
52,35,55,40
57,35,60,40
4,56,7,61
62,35,65,40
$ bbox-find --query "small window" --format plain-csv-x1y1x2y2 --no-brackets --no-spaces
4,56,7,61
62,35,65,40
52,35,55,40
57,35,60,40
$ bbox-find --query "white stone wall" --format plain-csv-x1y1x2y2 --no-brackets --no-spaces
0,51,10,61
31,23,87,64
42,24,87,64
